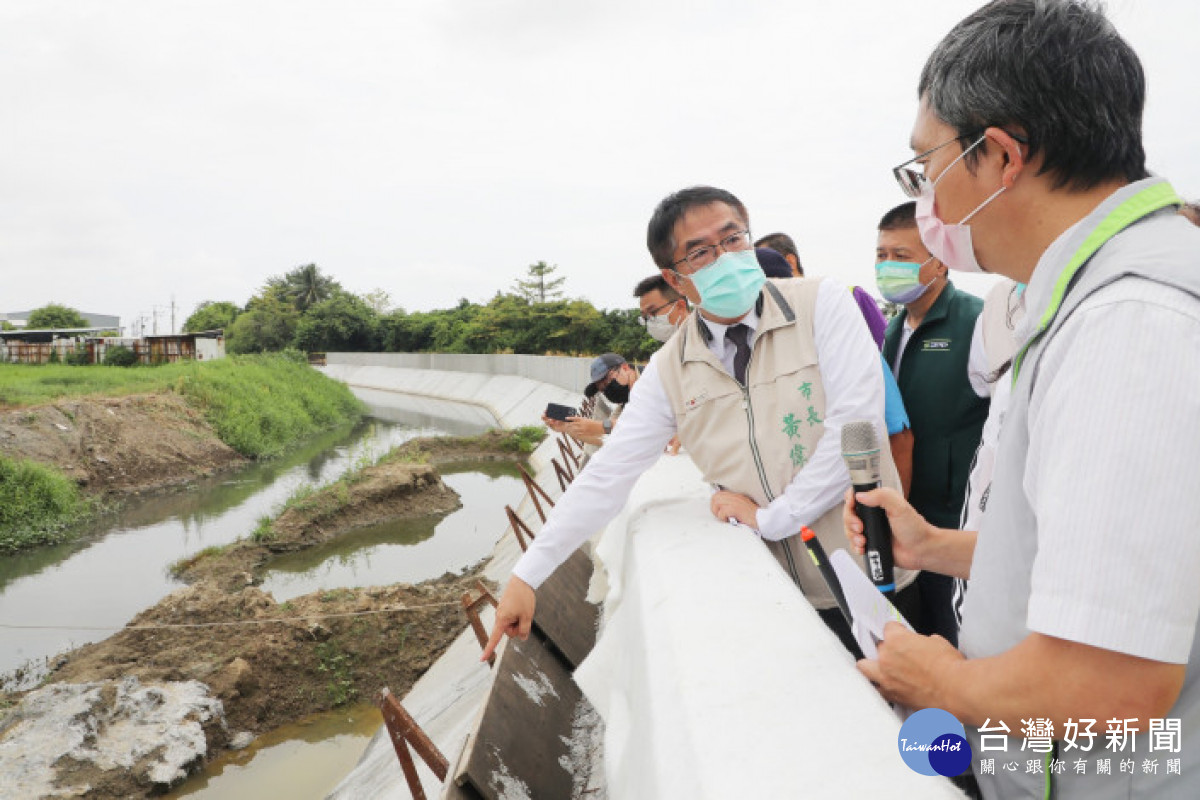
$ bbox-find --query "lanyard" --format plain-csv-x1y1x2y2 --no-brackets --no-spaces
1012,181,1182,381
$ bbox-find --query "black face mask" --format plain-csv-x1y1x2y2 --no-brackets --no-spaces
603,381,630,405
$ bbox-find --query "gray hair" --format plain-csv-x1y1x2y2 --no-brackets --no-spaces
919,0,1148,191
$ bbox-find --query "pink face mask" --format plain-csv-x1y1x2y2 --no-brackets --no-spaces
914,135,1006,274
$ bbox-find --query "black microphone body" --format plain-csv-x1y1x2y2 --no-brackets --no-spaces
841,421,896,598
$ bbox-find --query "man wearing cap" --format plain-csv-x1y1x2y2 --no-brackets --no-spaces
543,353,638,447
485,185,920,661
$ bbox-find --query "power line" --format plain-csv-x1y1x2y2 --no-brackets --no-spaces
0,600,462,632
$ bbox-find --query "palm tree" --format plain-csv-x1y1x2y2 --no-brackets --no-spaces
282,264,341,312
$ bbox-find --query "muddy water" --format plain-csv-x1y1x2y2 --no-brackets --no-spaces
261,460,524,601
0,389,502,688
165,704,382,800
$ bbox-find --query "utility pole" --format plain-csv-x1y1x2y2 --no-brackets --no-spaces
152,307,159,336
170,295,176,335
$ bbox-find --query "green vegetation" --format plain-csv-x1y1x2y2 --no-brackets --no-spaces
102,345,138,367
499,426,547,454
0,355,362,459
315,641,358,706
27,303,88,329
177,354,364,458
168,544,229,577
0,355,362,552
186,261,656,360
511,260,566,303
0,361,194,407
183,300,240,333
0,454,89,552
250,515,276,543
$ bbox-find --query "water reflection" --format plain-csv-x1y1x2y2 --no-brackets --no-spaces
0,385,507,687
166,704,381,800
260,461,524,602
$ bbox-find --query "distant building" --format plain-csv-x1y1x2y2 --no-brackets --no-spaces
2,311,120,331
0,330,224,365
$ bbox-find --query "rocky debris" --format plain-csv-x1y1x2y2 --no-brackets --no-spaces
228,731,255,751
0,676,225,800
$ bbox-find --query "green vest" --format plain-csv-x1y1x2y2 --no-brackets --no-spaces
882,282,988,528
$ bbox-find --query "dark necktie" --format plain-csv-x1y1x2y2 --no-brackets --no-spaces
725,323,752,385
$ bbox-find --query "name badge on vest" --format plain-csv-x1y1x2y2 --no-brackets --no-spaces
683,389,711,413
922,338,951,351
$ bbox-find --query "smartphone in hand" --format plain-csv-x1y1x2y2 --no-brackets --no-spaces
545,403,577,422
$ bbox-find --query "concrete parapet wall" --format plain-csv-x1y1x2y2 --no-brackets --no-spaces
321,356,588,435
325,352,594,396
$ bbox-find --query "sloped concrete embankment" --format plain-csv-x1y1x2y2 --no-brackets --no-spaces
324,354,968,799
320,352,592,439
322,354,593,798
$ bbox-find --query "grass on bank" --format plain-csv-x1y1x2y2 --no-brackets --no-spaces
0,352,364,459
175,354,364,458
0,455,89,552
0,353,364,552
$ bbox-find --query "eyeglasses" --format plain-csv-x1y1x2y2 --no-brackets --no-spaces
637,301,674,324
892,132,981,198
892,129,1028,198
671,230,752,274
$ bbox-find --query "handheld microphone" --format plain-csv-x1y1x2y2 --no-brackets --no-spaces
841,420,895,598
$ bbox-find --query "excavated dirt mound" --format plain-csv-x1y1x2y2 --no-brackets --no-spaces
0,394,244,494
38,575,479,799
47,577,477,736
177,460,463,590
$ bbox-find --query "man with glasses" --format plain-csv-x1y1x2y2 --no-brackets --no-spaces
485,184,919,662
842,2,1200,797
633,274,689,344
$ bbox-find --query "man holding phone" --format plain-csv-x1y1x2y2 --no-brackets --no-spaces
543,353,638,447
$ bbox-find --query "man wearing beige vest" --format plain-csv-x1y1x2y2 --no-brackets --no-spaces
483,185,920,661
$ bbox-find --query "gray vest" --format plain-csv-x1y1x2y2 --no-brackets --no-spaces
961,180,1200,798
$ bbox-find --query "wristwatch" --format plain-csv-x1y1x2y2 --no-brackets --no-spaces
602,419,613,435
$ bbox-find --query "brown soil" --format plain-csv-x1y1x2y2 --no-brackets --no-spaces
7,432,531,799
0,394,244,494
47,575,481,738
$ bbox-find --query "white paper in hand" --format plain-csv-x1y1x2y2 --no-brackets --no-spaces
830,549,913,659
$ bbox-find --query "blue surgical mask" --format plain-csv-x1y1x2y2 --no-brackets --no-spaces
875,258,935,305
686,250,766,318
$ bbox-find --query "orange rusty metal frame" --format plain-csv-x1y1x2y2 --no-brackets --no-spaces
516,463,555,523
505,505,538,553
461,580,500,666
378,687,449,800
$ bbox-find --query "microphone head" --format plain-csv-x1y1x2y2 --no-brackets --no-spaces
841,419,882,486
841,419,879,455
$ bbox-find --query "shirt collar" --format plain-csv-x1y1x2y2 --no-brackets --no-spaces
695,290,764,344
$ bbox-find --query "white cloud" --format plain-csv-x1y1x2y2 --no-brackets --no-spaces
0,1,1195,331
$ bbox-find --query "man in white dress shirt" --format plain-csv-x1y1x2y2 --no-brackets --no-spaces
483,185,918,661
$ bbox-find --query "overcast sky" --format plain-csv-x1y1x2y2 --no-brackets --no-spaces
3,1,1196,334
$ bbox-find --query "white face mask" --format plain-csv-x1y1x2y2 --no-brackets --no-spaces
645,313,677,343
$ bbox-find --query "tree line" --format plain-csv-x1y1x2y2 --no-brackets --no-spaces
184,262,658,361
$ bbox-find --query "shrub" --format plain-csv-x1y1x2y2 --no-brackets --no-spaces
63,347,90,366
0,455,87,551
102,345,138,367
